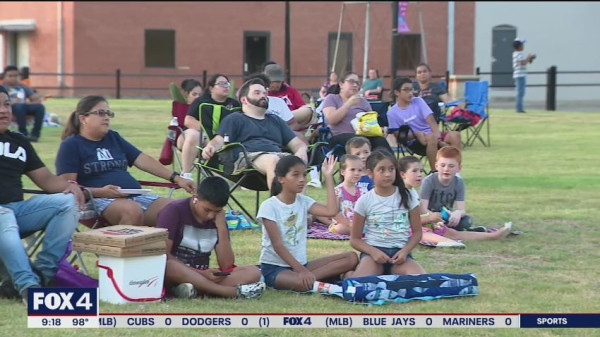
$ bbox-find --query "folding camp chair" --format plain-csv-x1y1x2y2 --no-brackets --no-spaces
444,81,490,147
21,189,90,275
158,101,190,173
192,103,266,222
387,125,431,173
195,103,327,222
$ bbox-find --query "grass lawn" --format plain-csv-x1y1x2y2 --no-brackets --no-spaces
1,98,599,336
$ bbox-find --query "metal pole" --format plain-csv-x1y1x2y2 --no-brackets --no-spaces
332,3,345,73
418,1,427,63
202,70,207,89
391,1,398,80
546,65,557,111
285,1,291,84
115,69,121,99
447,1,455,74
362,2,371,82
57,1,64,94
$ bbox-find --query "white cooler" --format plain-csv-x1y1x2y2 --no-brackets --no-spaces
97,254,167,304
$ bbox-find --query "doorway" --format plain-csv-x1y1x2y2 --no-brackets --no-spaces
491,25,516,88
243,32,270,76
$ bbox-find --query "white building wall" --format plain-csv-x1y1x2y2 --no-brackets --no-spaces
474,2,600,104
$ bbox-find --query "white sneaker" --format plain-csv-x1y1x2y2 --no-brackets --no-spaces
436,241,466,249
500,222,513,239
180,172,194,181
307,180,323,189
171,283,197,299
236,282,266,299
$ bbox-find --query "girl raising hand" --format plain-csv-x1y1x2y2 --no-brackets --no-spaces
258,155,358,291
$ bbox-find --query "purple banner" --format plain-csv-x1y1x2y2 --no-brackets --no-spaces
398,1,410,33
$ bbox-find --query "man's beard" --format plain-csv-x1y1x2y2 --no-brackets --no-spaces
247,96,268,109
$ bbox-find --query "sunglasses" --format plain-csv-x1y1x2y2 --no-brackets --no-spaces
84,109,115,118
215,81,231,88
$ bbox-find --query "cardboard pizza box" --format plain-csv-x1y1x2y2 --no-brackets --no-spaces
73,240,167,258
73,225,168,248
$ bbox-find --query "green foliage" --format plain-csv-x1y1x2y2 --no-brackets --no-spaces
3,99,599,336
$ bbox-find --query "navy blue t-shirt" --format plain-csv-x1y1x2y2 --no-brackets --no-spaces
217,113,296,153
55,130,142,189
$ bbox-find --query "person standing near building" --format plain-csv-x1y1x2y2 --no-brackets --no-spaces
512,38,536,113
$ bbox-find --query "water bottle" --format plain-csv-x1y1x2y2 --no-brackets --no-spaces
440,206,451,222
167,117,178,141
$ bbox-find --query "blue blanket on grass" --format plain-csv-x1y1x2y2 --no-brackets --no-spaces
319,273,478,305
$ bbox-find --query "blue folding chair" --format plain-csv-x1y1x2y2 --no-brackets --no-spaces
443,81,490,147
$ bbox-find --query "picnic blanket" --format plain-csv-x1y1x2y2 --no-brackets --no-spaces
307,222,350,240
315,273,479,305
306,222,521,245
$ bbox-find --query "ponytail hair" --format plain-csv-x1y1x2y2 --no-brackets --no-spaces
365,149,411,209
61,95,107,140
270,155,306,196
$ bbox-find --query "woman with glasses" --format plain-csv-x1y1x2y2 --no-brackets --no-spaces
181,74,241,180
321,72,392,154
55,95,196,228
386,77,461,172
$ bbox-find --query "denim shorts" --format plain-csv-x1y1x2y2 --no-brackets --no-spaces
93,194,161,215
359,246,414,275
260,262,308,288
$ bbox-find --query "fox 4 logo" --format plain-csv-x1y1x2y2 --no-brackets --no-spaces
28,288,98,316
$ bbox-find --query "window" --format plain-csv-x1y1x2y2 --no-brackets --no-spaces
394,34,421,70
145,30,175,68
328,33,352,76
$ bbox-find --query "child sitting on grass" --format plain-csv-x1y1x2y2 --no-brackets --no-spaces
327,154,365,235
399,154,512,245
156,176,265,300
345,136,374,192
420,146,481,232
258,155,358,291
344,150,425,279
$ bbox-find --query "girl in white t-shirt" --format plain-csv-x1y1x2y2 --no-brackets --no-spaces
345,150,426,279
257,155,358,291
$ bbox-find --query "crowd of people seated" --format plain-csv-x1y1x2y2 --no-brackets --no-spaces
1,61,508,305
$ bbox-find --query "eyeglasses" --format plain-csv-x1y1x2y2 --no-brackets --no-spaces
215,81,231,88
84,109,115,118
345,79,361,86
400,88,414,93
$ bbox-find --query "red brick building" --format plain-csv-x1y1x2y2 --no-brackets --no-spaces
0,1,474,99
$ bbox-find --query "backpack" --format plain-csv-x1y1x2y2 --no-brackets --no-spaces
446,106,482,127
53,241,99,288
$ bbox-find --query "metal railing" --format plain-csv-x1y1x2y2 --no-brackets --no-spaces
26,69,454,101
476,67,600,111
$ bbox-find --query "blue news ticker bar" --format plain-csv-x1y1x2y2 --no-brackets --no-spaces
27,288,98,316
520,314,600,328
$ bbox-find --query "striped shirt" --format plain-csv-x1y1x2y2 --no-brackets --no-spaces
512,51,527,78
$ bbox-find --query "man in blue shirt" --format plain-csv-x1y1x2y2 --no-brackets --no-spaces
1,65,46,142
